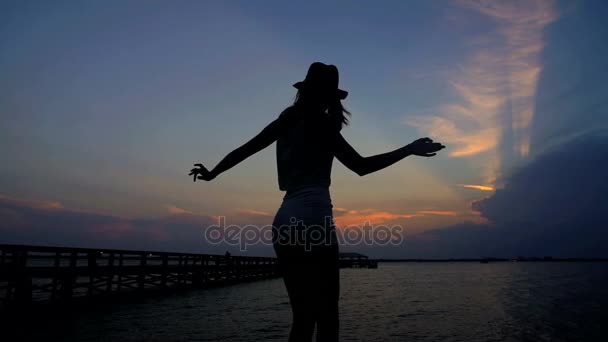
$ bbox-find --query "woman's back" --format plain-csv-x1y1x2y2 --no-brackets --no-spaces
276,106,339,193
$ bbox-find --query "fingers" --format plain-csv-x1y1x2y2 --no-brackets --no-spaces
190,163,207,182
420,138,446,147
432,143,444,151
416,137,433,144
424,143,445,152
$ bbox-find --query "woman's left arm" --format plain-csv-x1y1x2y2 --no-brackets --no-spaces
190,117,284,182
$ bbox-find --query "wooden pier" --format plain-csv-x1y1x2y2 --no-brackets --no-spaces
0,244,279,304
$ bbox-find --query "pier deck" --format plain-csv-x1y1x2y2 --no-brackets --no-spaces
0,244,279,304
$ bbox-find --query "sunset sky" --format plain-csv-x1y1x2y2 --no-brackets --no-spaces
1,0,607,258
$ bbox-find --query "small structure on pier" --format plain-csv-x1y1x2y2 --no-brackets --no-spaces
339,252,378,269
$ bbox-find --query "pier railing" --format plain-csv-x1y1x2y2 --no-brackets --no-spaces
0,244,279,304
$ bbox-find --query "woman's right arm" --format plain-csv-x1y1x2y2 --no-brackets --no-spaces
189,108,296,182
334,134,445,176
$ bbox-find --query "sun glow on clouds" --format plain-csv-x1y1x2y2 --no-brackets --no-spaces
465,0,558,157
458,184,495,191
408,0,558,181
417,210,459,216
333,207,459,228
236,209,273,217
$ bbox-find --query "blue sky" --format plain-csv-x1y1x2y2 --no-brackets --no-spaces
1,0,607,257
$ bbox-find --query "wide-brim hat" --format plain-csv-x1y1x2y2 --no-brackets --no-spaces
293,62,348,100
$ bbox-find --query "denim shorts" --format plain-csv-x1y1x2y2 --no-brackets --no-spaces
272,185,338,249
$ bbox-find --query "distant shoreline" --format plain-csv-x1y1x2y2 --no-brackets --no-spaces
377,258,608,262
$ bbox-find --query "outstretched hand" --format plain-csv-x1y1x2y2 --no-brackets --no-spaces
406,138,445,157
189,163,215,182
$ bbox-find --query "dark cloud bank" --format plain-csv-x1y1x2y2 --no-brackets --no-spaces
404,133,608,258
1,134,607,258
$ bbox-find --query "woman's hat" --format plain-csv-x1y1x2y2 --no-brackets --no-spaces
293,62,348,100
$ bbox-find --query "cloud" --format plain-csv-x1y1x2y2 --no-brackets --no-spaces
458,184,495,191
0,195,244,255
334,209,419,227
0,194,64,210
462,0,558,157
417,210,458,217
407,0,558,184
166,205,193,215
408,133,608,258
332,207,459,228
473,133,608,227
235,208,273,217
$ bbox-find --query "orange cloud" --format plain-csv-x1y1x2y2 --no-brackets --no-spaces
458,184,495,191
236,208,273,217
333,208,460,227
334,210,418,227
167,205,193,215
333,207,349,214
417,210,458,216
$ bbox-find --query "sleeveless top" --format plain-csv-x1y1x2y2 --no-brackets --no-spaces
276,106,340,193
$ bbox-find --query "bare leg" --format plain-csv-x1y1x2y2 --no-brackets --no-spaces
315,243,339,342
275,243,317,342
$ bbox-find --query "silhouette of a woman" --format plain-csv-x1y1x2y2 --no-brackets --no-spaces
189,62,445,342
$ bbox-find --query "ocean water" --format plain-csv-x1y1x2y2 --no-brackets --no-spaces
28,262,608,341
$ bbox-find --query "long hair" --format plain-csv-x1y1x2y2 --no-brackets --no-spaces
292,90,351,130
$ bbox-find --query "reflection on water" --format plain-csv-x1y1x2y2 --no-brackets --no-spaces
28,262,608,341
